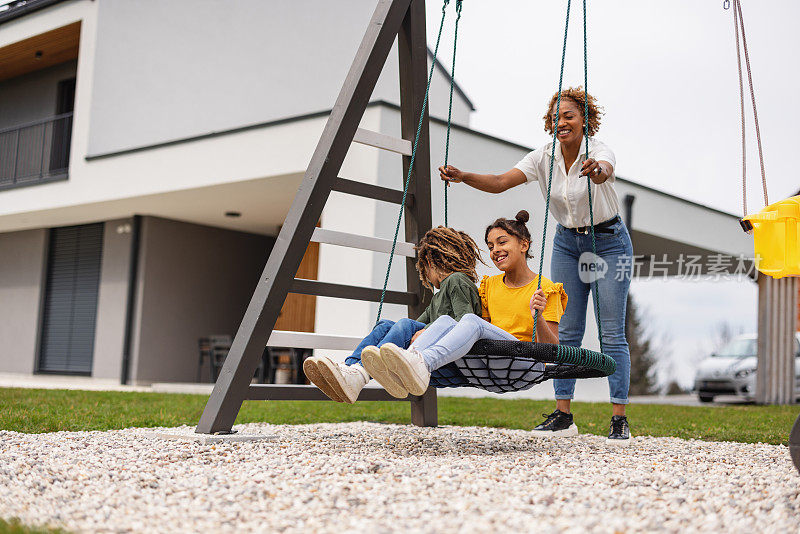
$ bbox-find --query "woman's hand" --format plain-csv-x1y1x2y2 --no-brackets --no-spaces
580,158,612,184
439,165,464,184
529,289,547,316
580,158,602,177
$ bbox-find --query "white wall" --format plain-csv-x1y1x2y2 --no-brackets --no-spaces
91,218,133,380
87,0,472,157
0,229,47,374
314,108,383,341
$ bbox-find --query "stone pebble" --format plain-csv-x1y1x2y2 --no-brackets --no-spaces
0,422,797,533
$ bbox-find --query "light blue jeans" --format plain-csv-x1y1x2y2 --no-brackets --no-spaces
344,318,425,366
550,217,633,404
413,314,544,392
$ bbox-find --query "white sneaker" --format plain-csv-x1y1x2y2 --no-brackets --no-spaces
360,345,407,399
303,356,343,402
304,357,369,404
378,343,430,396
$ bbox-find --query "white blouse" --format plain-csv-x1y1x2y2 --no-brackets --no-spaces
514,138,620,228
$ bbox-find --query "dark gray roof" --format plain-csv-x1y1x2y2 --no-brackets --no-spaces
0,0,68,25
427,48,476,111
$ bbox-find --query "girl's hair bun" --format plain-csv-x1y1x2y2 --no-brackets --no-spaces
485,211,534,259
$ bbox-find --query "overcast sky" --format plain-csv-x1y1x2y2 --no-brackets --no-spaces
424,0,799,388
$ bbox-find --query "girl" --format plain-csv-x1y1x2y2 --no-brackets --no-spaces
363,211,568,399
303,226,482,404
439,87,633,445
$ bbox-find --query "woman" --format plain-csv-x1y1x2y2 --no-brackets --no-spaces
363,211,566,396
439,87,633,446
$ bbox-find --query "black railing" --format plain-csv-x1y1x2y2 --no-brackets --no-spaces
0,113,72,190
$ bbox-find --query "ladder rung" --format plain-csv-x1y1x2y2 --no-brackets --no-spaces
352,128,412,156
290,278,417,305
267,330,362,350
332,177,413,206
311,228,416,257
246,384,417,401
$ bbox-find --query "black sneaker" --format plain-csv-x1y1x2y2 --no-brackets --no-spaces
531,409,578,437
607,415,632,447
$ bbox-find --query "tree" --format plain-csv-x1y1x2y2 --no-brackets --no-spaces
663,380,686,395
710,321,743,354
625,293,658,395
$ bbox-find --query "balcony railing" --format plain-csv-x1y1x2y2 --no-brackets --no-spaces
0,113,72,190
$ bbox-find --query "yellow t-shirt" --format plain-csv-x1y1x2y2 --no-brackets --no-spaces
479,274,568,342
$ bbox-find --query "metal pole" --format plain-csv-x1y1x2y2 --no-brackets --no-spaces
39,122,47,179
12,129,20,184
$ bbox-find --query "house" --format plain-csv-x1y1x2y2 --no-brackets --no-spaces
0,0,755,386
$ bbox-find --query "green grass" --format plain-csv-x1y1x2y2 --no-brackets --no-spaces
0,519,65,534
0,387,797,445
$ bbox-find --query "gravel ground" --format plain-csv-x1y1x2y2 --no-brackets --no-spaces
0,422,798,533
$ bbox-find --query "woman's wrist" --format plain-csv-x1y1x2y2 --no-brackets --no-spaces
591,162,611,184
460,171,480,186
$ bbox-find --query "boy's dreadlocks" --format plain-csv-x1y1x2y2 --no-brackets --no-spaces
415,226,483,290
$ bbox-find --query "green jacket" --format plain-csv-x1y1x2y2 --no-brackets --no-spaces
416,272,482,325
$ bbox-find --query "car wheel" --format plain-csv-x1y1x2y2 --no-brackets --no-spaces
698,394,715,403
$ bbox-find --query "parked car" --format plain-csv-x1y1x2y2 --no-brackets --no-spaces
693,333,800,403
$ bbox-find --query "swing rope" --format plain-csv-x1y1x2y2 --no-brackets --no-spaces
582,0,605,352
443,0,463,228
531,0,604,352
532,0,571,339
376,0,452,324
729,0,768,217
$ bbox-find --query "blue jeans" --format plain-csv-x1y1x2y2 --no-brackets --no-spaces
414,314,544,392
344,318,425,366
550,218,633,404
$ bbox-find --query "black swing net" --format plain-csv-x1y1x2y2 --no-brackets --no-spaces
430,341,616,392
374,0,616,393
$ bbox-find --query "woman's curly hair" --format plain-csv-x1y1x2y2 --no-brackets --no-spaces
542,86,603,137
415,226,483,290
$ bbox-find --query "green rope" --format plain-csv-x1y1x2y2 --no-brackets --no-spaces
443,0,463,228
582,0,604,353
533,0,572,338
375,0,451,325
557,345,616,376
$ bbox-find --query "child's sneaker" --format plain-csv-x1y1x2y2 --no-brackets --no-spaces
360,346,407,399
303,356,342,402
530,409,579,437
606,415,632,447
304,357,369,404
376,343,430,397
